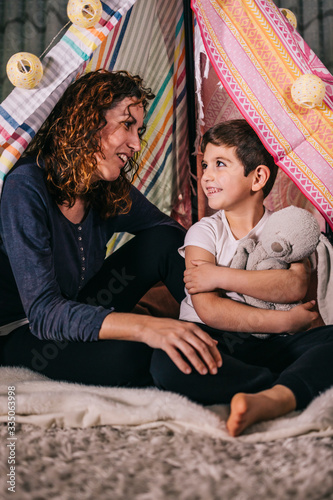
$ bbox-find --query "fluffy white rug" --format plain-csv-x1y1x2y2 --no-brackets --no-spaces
1,366,333,442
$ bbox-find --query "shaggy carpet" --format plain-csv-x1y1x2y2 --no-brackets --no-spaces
0,367,333,499
0,424,333,499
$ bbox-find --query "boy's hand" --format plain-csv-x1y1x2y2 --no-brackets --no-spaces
284,300,319,334
184,259,220,294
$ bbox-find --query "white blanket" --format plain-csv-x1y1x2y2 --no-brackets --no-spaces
1,366,333,442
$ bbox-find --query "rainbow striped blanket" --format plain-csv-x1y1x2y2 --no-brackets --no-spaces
0,0,191,237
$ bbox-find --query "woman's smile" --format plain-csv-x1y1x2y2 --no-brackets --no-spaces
94,97,144,182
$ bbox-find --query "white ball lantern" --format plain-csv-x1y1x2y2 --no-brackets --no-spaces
291,74,326,109
67,0,103,29
280,8,297,29
6,52,43,89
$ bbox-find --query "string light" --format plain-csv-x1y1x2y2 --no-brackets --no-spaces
6,0,103,89
67,0,103,29
6,53,43,90
280,8,297,29
291,74,326,109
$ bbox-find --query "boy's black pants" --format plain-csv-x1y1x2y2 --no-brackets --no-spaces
151,323,333,410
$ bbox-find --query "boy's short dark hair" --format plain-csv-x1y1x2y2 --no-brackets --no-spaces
201,119,278,198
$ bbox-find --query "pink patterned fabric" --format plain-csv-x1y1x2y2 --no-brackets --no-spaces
192,0,333,229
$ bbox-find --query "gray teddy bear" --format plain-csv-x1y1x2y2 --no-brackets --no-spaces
230,206,321,311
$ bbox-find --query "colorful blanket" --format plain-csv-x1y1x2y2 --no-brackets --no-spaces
0,0,191,234
192,0,333,229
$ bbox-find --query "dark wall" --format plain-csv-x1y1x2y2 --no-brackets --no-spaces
0,0,68,100
274,0,333,73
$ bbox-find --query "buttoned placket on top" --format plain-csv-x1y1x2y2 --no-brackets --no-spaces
77,225,86,291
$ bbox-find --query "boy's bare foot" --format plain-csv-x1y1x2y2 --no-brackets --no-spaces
226,385,296,437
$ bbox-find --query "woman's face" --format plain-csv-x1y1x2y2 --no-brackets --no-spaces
94,97,144,182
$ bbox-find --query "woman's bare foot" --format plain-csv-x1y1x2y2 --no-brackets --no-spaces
226,385,296,437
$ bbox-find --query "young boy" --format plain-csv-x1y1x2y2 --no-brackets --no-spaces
150,119,333,436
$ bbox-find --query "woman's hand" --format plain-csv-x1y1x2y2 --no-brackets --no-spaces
184,259,221,294
138,316,222,375
100,313,222,375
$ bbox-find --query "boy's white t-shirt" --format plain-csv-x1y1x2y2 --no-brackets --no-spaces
178,208,273,324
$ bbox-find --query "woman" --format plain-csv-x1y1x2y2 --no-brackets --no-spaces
0,70,221,387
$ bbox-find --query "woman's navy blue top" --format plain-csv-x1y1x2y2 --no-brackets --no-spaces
0,157,182,342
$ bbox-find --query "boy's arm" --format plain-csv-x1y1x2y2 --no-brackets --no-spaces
185,246,317,333
184,253,311,304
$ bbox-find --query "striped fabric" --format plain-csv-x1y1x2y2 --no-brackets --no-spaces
0,1,136,186
87,0,191,249
0,0,191,236
192,0,333,230
96,0,191,228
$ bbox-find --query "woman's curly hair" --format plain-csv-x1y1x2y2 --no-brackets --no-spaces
25,70,155,218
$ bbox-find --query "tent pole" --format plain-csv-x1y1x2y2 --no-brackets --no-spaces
183,0,198,224
325,221,333,244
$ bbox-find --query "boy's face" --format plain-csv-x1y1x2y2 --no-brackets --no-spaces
201,143,256,213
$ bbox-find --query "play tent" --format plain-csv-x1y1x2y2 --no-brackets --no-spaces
0,0,332,241
193,0,333,236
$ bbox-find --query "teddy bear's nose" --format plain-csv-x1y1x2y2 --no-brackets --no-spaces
271,242,284,253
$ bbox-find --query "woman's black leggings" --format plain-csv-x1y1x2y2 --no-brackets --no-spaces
0,225,185,387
